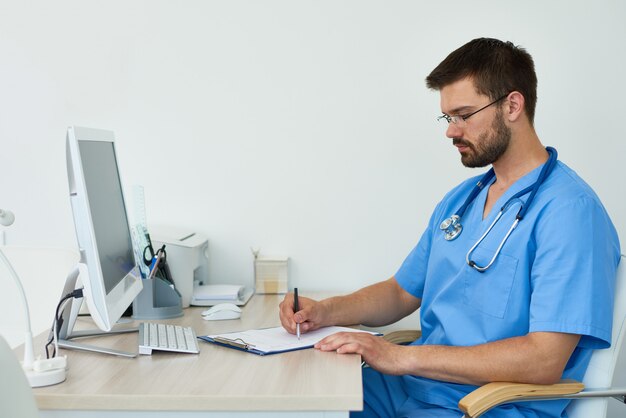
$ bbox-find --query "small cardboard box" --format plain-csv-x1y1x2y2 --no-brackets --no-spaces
254,257,289,294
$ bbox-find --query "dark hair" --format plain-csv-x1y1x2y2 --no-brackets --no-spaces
426,38,538,124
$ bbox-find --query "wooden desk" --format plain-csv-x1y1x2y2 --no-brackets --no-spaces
29,294,363,417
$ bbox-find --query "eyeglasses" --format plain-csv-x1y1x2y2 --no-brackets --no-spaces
437,93,509,126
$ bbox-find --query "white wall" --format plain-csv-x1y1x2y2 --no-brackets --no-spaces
1,0,625,347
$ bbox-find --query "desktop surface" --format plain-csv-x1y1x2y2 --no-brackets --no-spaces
26,293,363,415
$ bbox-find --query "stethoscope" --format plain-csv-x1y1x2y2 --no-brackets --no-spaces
439,147,558,272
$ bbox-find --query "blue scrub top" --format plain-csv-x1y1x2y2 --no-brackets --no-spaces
395,160,621,417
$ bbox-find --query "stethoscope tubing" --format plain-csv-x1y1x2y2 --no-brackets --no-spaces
440,146,558,272
466,215,519,272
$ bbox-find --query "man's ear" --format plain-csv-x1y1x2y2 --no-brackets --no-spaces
505,91,525,122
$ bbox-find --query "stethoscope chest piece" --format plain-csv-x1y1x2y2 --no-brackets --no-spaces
440,215,462,241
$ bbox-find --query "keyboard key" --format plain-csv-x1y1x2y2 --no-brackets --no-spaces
166,325,177,349
183,327,196,350
149,323,158,347
175,326,186,350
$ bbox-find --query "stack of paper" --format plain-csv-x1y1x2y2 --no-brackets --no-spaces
191,284,253,306
194,284,244,300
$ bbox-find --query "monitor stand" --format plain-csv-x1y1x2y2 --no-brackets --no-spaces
54,264,138,358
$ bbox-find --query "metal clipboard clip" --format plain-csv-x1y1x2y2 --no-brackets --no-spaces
213,337,255,351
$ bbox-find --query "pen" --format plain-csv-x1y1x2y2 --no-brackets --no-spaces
147,253,161,279
294,287,300,340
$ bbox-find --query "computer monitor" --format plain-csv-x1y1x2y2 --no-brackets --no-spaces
55,126,143,357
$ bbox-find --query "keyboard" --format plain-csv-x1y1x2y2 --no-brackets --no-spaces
138,322,200,355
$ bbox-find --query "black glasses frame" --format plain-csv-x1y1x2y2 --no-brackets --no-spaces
437,93,510,125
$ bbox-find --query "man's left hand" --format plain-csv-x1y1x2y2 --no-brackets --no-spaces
315,331,407,375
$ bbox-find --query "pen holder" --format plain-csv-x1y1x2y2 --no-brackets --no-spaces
132,277,183,320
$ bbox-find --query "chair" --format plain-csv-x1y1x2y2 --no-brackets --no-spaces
384,254,626,418
0,334,39,418
458,254,626,417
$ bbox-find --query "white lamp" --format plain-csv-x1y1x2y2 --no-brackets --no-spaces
0,209,14,245
0,209,67,387
0,209,15,226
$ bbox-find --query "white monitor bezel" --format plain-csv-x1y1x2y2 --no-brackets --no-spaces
66,126,142,332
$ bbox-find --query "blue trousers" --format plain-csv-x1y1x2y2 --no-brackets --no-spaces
350,367,464,418
351,368,538,418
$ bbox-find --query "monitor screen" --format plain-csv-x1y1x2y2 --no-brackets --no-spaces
77,140,135,294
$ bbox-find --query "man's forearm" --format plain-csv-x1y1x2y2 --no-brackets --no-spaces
321,277,420,328
399,332,581,386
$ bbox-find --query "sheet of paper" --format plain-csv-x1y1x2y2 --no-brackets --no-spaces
207,326,379,353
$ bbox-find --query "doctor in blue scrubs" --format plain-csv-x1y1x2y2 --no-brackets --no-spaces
279,38,620,418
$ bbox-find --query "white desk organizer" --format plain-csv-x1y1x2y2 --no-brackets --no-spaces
132,277,183,319
253,254,289,294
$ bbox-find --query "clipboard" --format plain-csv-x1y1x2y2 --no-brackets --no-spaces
199,326,382,356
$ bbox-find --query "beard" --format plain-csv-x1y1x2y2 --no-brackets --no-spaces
454,110,511,168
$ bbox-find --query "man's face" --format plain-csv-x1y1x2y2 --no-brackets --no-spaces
439,78,511,168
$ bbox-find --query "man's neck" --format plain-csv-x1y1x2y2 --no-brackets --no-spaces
491,132,547,190
482,132,547,220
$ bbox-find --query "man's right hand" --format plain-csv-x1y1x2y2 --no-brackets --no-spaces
279,292,329,335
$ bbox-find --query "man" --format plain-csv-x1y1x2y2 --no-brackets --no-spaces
279,38,621,417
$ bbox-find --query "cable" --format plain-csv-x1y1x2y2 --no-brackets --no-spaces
45,288,84,359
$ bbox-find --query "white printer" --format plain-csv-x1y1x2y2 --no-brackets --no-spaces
149,226,253,307
150,226,209,308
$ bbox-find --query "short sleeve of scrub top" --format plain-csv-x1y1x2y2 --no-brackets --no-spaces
529,192,620,348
